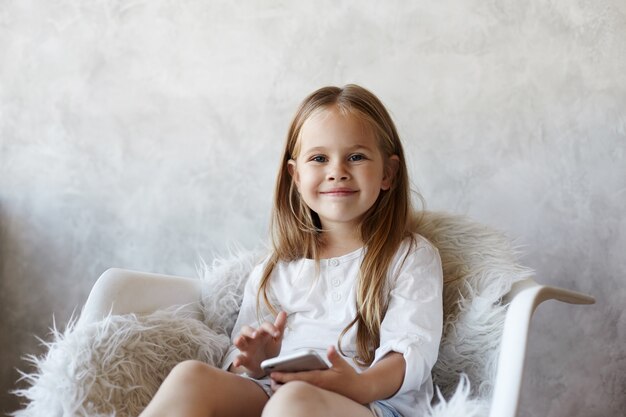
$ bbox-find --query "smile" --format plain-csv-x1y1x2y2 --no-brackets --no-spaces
319,189,357,197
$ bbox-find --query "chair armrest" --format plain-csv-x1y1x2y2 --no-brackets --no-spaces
488,279,595,417
78,268,204,325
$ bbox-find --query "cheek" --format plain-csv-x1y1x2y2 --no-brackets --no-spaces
368,167,385,185
291,166,309,190
297,167,320,186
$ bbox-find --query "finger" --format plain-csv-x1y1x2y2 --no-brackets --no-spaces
233,354,246,368
233,335,248,350
234,352,258,370
271,370,319,384
274,311,288,331
241,325,272,341
326,345,348,368
239,325,257,338
258,322,280,338
269,371,290,384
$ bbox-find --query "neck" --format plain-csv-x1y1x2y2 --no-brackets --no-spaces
319,224,363,258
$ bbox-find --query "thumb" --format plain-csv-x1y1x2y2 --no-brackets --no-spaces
326,345,349,368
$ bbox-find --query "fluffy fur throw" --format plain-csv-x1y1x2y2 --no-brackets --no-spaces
12,211,533,417
12,310,229,417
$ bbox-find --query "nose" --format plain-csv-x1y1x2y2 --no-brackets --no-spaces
327,161,350,181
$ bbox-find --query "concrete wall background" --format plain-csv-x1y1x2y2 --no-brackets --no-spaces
1,1,624,415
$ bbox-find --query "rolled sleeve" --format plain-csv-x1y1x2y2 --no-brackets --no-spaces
370,236,443,399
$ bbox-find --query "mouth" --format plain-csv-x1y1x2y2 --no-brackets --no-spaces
319,188,357,197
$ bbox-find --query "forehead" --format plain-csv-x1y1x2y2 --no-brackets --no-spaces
297,107,378,153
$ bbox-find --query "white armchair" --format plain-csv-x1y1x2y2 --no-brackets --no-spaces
78,269,205,325
13,212,594,417
490,278,594,417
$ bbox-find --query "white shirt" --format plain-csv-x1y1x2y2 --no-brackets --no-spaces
222,234,443,417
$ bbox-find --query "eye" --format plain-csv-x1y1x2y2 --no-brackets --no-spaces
348,154,366,162
310,155,327,163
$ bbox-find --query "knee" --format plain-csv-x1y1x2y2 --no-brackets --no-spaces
263,381,327,417
166,360,217,384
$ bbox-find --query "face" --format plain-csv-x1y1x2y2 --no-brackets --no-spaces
288,107,397,231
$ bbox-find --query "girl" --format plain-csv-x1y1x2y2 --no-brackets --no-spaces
139,84,443,417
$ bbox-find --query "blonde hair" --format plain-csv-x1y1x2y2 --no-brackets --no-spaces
257,84,418,366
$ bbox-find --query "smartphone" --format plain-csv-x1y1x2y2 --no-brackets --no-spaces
261,349,330,373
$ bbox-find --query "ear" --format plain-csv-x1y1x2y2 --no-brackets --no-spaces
287,159,300,188
381,155,400,191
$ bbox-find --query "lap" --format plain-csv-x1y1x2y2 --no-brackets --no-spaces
263,381,375,417
144,362,384,417
142,360,270,417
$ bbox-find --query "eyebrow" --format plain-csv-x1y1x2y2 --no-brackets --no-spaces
301,144,374,156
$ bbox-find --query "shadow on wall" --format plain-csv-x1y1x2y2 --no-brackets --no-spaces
0,200,29,414
0,200,100,415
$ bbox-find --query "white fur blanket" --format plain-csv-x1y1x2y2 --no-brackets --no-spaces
12,212,533,417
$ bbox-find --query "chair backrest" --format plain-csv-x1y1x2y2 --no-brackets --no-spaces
414,211,533,399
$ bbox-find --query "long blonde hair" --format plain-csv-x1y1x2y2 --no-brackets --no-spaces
257,84,418,366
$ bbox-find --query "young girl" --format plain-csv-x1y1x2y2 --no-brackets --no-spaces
139,84,443,417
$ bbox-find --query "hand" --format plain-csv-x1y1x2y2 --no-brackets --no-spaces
232,311,288,378
269,345,368,403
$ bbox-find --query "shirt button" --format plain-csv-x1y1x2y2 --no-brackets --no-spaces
332,278,340,287
332,292,341,302
330,259,339,267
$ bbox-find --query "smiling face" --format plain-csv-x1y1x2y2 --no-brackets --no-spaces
288,107,397,232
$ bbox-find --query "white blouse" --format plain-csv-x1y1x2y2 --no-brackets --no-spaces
222,234,443,417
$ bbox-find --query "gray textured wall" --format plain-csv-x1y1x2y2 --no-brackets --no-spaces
1,1,624,415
